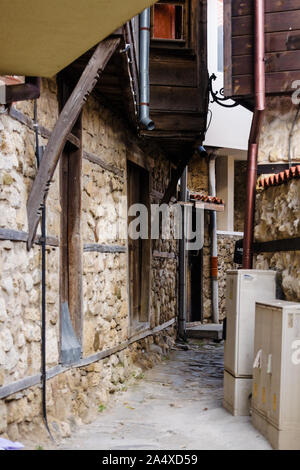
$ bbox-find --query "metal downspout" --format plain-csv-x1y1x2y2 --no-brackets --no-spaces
209,154,219,323
243,0,265,269
178,167,188,340
139,8,155,131
34,101,54,443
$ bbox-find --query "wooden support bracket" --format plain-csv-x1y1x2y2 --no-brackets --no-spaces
26,38,120,250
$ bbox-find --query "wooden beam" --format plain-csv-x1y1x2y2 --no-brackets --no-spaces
0,227,59,247
1,77,40,105
253,237,300,253
27,38,120,249
161,150,194,204
83,244,126,253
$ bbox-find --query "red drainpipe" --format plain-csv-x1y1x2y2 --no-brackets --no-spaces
243,0,265,269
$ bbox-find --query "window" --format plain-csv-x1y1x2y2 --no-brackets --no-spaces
151,0,188,45
127,161,151,326
153,3,184,40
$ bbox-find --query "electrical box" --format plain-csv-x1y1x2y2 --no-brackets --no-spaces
223,270,277,416
252,300,300,450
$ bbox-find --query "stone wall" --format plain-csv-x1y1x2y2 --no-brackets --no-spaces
0,326,175,444
0,78,178,441
258,96,300,164
234,161,247,233
187,154,245,322
254,179,300,302
217,234,243,320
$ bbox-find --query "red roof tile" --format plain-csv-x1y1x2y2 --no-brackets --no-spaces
259,165,300,189
190,194,224,205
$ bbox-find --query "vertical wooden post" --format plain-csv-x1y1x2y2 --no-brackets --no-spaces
58,75,83,344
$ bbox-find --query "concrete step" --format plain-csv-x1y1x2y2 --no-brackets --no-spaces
186,323,223,341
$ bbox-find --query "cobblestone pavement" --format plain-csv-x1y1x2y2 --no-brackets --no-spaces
55,340,271,450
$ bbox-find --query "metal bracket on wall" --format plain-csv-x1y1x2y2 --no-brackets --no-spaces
209,74,239,109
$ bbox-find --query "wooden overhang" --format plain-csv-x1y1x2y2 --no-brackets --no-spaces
143,0,209,163
224,0,300,106
0,0,157,77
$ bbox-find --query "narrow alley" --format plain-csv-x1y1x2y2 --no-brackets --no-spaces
1,0,300,454
49,341,269,451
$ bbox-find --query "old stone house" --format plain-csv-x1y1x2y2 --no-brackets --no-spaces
0,0,210,442
223,0,300,294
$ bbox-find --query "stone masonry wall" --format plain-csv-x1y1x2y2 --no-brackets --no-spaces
254,179,300,302
0,78,177,441
0,326,175,445
258,95,300,164
234,161,247,233
217,234,243,320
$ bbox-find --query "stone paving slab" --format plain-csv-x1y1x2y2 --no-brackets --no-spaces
53,340,271,450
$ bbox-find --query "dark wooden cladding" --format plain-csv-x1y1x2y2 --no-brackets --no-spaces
232,11,300,36
224,0,300,98
233,30,300,56
150,57,197,87
232,71,300,96
232,0,300,17
150,111,206,132
144,0,208,158
150,85,200,112
233,50,300,76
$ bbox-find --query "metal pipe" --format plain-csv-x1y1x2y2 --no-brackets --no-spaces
178,167,188,340
139,8,155,131
209,154,219,323
243,0,265,269
34,100,54,443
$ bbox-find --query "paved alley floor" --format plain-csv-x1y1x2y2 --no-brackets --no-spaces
58,340,271,450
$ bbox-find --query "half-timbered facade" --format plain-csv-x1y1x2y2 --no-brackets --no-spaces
0,2,209,443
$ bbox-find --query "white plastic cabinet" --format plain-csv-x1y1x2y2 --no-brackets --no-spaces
252,300,300,450
223,270,276,416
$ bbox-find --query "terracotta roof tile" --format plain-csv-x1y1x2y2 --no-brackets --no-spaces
259,165,300,189
189,194,224,205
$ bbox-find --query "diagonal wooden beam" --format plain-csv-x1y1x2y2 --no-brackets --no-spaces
27,38,120,250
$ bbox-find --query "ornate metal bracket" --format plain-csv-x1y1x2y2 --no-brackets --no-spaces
209,74,239,108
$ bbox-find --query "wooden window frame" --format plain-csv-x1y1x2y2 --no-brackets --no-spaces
151,0,191,50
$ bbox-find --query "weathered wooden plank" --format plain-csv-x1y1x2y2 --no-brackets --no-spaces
0,228,59,247
257,163,291,176
27,38,120,250
83,150,124,177
224,0,233,96
233,30,300,57
150,111,205,132
83,244,126,253
127,140,154,171
232,10,300,36
150,57,197,87
150,85,200,112
232,70,300,96
232,0,300,17
233,50,300,75
253,237,300,253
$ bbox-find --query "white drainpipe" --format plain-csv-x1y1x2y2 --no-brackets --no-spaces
209,154,219,324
